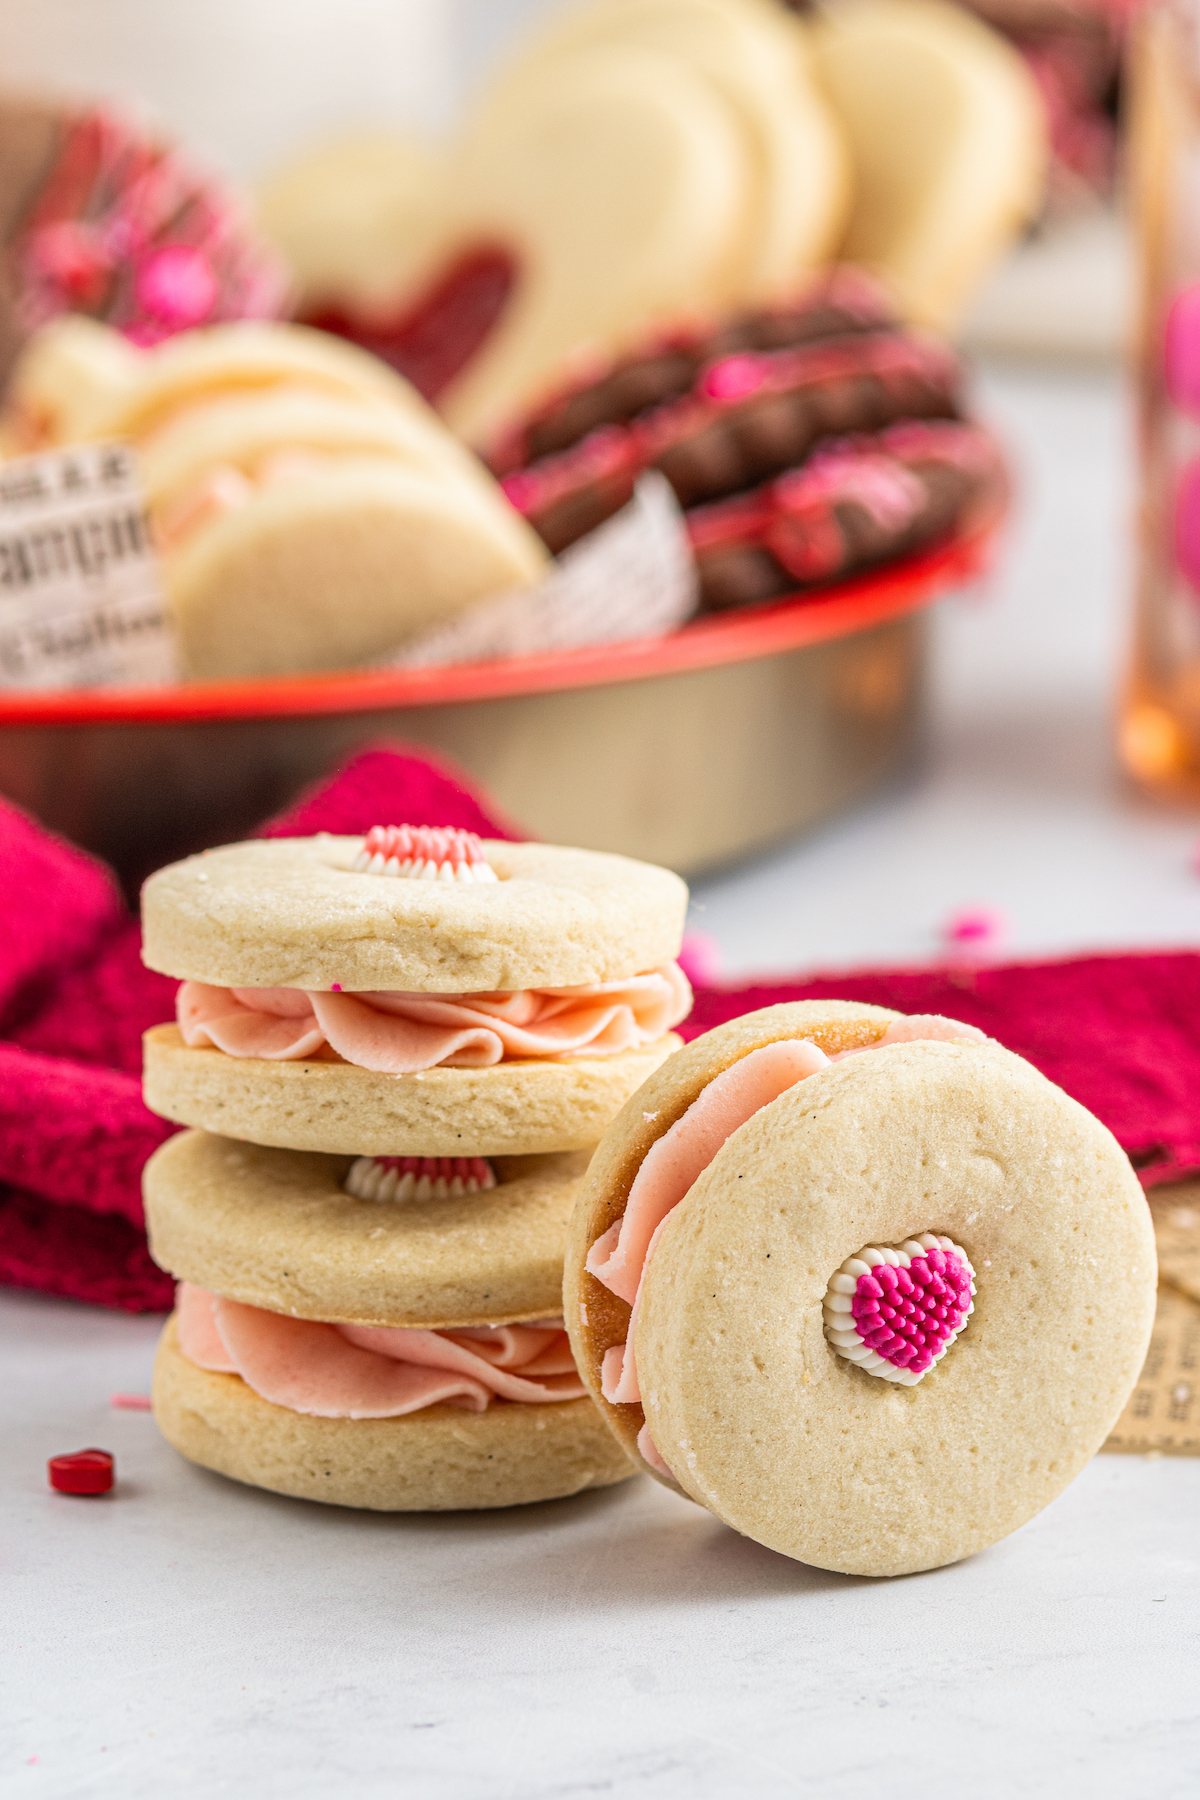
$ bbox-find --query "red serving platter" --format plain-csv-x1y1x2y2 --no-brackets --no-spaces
0,518,996,729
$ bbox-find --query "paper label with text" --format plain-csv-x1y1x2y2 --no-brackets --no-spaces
0,442,177,691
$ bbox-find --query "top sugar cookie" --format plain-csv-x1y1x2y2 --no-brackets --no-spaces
141,830,689,992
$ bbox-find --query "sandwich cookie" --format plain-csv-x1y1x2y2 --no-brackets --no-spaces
686,419,1005,613
565,1000,1157,1576
3,318,549,680
146,1132,631,1509
811,0,1046,328
142,826,692,1156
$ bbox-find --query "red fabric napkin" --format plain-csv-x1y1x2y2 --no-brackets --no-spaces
685,960,1200,1189
1,739,1194,1314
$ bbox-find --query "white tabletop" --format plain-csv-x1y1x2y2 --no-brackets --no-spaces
9,362,1200,1797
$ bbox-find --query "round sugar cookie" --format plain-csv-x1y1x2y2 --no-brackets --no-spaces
811,0,1045,328
138,385,519,524
3,314,143,449
76,319,429,442
158,459,546,680
565,1002,1157,1577
491,0,850,303
145,1128,589,1328
153,1317,634,1511
141,836,689,992
143,1023,682,1158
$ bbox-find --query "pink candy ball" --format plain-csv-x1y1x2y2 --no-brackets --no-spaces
1164,284,1200,417
942,905,1006,947
134,244,218,328
701,354,764,403
677,931,723,986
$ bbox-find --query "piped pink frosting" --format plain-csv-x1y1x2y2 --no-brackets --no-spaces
176,1283,585,1417
176,962,692,1074
585,1015,987,1475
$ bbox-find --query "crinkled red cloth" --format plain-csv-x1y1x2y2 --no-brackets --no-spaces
1,739,1192,1314
684,963,1200,1188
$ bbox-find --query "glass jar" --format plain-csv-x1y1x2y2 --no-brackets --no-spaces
1122,0,1200,795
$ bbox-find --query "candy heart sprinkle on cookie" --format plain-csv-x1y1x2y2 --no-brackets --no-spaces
350,824,498,882
823,1234,975,1385
344,1155,497,1203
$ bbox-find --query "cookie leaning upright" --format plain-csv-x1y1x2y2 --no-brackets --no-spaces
140,821,691,1512
565,1001,1157,1575
142,825,690,1155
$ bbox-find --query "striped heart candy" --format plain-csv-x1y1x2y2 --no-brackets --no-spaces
823,1234,975,1385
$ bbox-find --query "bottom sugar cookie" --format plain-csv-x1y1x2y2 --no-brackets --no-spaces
153,1317,633,1511
566,1000,1158,1577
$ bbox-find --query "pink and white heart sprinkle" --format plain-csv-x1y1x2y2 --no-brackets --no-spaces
822,1234,975,1385
344,1155,496,1203
351,824,497,884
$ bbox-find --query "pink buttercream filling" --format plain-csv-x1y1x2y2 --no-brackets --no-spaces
585,1015,986,1476
175,1282,585,1417
176,962,692,1074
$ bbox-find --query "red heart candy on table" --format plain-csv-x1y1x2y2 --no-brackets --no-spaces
48,1448,114,1495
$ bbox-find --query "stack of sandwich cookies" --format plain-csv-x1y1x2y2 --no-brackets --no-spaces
565,1000,1157,1575
142,825,692,1510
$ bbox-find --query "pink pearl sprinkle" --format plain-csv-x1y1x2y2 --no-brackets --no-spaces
134,245,218,327
701,354,766,403
677,931,722,986
943,905,1006,946
500,471,540,511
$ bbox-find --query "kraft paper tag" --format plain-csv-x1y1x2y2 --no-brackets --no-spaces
1102,1281,1200,1458
1101,1185,1200,1456
1102,1185,1200,1455
1147,1183,1200,1305
392,472,697,669
0,441,177,690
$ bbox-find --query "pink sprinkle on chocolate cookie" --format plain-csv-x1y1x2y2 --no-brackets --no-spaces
823,1234,976,1385
351,824,497,884
701,353,767,403
344,1155,497,1203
